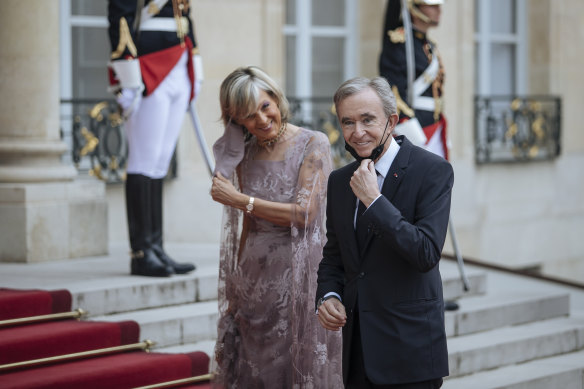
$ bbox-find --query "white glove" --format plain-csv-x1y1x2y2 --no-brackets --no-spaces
110,59,144,118
116,87,142,118
394,117,427,146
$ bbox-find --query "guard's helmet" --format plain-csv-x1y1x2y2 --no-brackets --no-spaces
408,0,443,24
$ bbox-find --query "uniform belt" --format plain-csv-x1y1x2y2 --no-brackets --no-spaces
413,96,440,112
140,17,188,32
412,55,439,97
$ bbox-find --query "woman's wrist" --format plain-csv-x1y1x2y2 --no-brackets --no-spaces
245,196,255,214
240,194,251,211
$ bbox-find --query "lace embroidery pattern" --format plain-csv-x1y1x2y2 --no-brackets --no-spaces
212,128,343,388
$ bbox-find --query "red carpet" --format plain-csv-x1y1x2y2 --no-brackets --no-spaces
0,288,71,320
0,319,139,365
0,351,210,389
0,288,211,388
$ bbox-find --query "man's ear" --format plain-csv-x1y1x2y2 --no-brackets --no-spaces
388,114,399,133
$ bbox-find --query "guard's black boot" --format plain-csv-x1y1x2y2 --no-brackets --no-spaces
130,249,171,277
151,178,196,274
126,174,174,277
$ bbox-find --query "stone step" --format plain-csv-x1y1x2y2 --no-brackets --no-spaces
0,242,220,317
93,289,568,354
444,348,584,389
445,291,570,337
447,314,584,378
76,266,218,317
92,301,219,348
442,265,487,301
68,256,481,317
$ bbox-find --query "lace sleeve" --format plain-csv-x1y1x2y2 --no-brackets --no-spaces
290,130,343,387
293,131,333,229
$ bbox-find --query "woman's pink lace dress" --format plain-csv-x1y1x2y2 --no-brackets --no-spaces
212,127,343,388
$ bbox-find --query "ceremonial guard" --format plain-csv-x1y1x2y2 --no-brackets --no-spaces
379,0,448,159
108,0,203,277
380,0,470,310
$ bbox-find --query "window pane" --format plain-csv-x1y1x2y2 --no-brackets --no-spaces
312,37,344,97
71,0,106,16
489,0,515,34
312,0,345,26
285,36,297,96
72,27,110,99
286,0,296,25
490,43,516,95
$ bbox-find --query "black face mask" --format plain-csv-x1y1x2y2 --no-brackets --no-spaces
344,116,392,163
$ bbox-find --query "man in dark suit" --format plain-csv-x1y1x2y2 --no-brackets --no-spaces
316,76,452,388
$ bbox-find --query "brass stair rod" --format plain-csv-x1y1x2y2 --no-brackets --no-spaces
0,308,88,328
0,340,155,372
133,373,214,389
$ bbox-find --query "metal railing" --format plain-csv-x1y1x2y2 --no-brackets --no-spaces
60,99,177,184
64,95,562,180
61,97,350,184
474,95,562,164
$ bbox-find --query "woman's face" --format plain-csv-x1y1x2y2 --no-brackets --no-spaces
236,89,282,142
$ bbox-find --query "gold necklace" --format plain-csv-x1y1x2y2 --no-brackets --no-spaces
258,122,287,148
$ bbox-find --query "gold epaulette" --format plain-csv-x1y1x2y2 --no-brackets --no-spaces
392,86,415,118
388,27,405,44
110,17,138,59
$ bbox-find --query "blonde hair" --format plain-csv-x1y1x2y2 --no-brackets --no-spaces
219,66,289,126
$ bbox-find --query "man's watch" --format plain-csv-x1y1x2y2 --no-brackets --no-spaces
246,196,255,214
316,295,337,310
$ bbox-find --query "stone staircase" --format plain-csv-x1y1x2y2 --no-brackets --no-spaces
88,248,486,357
1,243,583,388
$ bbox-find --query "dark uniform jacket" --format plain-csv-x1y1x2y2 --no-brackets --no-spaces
379,26,444,128
108,0,199,98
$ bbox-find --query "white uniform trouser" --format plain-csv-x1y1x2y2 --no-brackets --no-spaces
125,51,191,179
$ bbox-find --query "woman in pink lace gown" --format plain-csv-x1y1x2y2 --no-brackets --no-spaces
210,66,343,388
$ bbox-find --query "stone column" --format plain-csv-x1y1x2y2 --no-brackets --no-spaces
0,0,108,262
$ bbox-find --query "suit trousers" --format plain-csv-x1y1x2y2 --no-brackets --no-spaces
346,306,443,389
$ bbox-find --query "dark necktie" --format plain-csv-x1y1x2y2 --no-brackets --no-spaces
356,200,368,250
355,200,367,229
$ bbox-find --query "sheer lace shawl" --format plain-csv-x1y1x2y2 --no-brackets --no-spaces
212,128,343,388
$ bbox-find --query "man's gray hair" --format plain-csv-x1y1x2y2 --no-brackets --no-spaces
333,77,397,118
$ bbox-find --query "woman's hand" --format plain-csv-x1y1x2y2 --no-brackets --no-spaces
211,171,244,208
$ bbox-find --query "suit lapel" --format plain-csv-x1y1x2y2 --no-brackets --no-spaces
381,138,410,201
339,163,361,265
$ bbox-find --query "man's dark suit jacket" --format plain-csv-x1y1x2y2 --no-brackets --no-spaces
316,136,452,385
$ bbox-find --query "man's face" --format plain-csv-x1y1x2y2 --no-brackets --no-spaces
415,4,441,28
337,88,397,159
